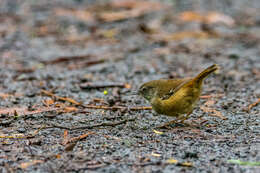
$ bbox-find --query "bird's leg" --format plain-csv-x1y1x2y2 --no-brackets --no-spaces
156,112,193,129
156,119,178,129
178,111,192,123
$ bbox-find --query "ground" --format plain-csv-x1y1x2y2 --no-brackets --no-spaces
0,0,259,172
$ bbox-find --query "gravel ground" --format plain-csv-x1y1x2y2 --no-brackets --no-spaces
0,0,259,172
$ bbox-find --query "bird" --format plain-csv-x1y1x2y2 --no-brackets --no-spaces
138,64,219,128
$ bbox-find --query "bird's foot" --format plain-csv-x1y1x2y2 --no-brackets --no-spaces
156,117,194,129
156,120,182,129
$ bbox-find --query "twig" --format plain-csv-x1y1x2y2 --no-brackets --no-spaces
127,161,162,166
79,82,130,89
200,93,224,99
64,131,95,144
0,106,61,118
83,105,152,111
41,90,82,105
247,98,260,111
41,89,152,111
83,59,106,66
63,130,69,144
0,125,44,139
46,118,136,130
41,55,92,64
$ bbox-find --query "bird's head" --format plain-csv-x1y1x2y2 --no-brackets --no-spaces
138,82,157,101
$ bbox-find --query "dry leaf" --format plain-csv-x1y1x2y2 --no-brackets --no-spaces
151,152,161,157
99,0,165,22
155,31,216,42
204,100,216,107
64,130,68,140
54,8,95,23
207,12,235,26
166,158,178,164
124,83,131,89
179,11,204,22
97,29,118,39
0,134,26,139
179,11,234,26
153,129,164,135
0,106,59,116
179,162,193,167
20,160,43,169
200,106,227,120
0,93,10,99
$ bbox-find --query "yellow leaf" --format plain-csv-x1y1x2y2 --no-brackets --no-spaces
180,162,193,167
166,158,178,164
153,129,163,135
99,29,118,38
151,152,161,157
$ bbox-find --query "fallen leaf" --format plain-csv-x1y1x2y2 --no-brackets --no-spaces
204,100,215,107
200,106,227,120
178,162,193,167
179,11,204,23
124,83,131,89
20,160,44,169
151,152,161,157
207,12,235,26
63,130,68,142
54,8,95,23
228,160,260,166
166,158,178,164
179,11,235,26
154,31,217,42
0,106,60,116
97,29,118,39
99,0,165,22
0,93,10,99
0,134,25,139
153,129,164,135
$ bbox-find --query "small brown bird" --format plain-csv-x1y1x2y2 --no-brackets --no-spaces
138,64,219,127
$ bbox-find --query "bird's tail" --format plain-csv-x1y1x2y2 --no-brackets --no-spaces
193,64,219,83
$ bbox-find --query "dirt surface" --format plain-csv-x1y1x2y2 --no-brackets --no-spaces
0,0,259,172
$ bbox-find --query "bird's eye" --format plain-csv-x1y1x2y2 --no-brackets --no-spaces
142,87,147,92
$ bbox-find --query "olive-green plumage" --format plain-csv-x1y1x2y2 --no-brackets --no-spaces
138,64,219,123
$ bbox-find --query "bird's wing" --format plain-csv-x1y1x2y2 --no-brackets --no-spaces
160,78,191,100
